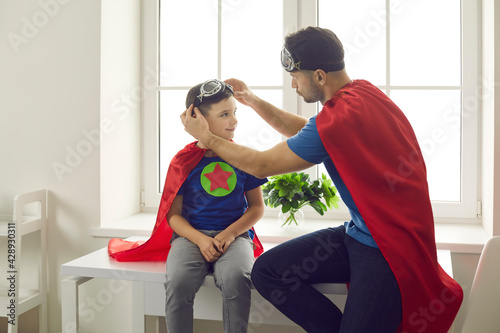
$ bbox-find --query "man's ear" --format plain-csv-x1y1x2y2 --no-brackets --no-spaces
316,69,327,84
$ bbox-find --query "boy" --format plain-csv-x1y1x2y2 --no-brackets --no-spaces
108,79,266,333
164,79,266,333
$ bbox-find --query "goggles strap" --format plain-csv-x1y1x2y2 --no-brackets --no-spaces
281,46,345,72
194,79,234,107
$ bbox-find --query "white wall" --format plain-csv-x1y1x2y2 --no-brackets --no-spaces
0,0,498,332
0,0,136,332
100,0,141,227
482,0,500,238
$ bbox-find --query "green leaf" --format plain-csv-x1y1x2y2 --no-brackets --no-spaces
331,197,340,209
268,189,281,207
310,201,326,215
282,202,292,213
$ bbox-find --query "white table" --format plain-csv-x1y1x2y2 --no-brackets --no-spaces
61,237,453,333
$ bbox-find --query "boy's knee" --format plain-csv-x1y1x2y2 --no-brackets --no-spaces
165,272,196,295
223,270,252,290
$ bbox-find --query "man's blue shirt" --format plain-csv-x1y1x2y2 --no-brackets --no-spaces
287,115,378,248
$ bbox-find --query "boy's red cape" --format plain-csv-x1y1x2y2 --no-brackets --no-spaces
108,142,264,262
316,80,463,333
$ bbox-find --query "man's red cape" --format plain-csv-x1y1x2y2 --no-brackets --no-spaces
108,142,264,262
316,80,463,333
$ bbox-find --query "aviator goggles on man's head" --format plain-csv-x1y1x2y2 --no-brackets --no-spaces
281,46,345,73
281,46,301,72
194,79,234,107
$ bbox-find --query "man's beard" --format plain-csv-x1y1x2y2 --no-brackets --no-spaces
299,77,323,104
299,88,323,104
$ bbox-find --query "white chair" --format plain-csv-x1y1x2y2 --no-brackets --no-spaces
460,236,500,333
0,190,47,333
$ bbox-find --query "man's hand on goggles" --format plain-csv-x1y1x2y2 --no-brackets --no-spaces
224,78,255,107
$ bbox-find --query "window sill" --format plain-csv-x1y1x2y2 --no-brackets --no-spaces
91,213,489,254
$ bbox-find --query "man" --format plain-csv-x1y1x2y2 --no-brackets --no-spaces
181,26,462,333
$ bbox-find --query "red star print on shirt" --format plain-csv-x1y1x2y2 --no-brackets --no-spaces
203,163,234,191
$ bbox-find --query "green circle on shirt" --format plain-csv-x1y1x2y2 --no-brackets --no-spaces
200,162,237,197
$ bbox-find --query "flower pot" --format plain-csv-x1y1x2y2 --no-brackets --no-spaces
278,208,305,231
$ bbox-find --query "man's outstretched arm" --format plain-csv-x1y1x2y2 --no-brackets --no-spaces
225,78,308,138
181,105,314,179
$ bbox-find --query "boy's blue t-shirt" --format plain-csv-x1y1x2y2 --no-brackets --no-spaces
178,156,267,231
287,115,378,248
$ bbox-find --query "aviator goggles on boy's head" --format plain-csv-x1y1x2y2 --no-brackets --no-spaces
281,46,345,73
194,79,234,107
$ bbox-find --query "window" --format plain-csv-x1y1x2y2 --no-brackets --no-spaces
143,0,480,222
157,0,285,191
317,0,479,220
143,0,293,212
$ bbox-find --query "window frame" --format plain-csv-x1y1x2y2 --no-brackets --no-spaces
142,0,481,223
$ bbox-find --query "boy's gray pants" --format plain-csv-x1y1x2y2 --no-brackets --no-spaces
165,230,254,333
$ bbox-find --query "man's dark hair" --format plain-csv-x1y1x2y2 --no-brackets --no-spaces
185,83,233,116
285,26,345,72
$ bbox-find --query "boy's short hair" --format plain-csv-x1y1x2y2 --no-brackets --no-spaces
186,82,234,116
284,26,345,72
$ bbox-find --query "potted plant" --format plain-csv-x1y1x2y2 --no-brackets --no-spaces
262,172,339,229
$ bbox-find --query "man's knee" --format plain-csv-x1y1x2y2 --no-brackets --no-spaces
251,256,265,279
251,255,276,292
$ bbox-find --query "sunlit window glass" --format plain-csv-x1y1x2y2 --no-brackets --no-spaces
319,0,386,86
159,0,283,191
390,0,461,86
319,0,463,202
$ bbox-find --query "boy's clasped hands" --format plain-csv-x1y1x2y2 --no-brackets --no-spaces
193,230,237,263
